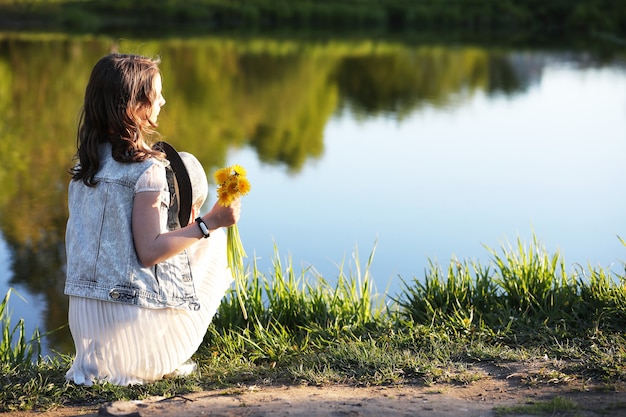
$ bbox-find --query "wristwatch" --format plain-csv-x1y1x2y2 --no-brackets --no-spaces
195,217,210,238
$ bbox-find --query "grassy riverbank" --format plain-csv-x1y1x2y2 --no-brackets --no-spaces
1,0,625,38
2,237,626,412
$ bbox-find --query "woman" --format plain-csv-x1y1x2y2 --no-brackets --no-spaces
64,53,240,385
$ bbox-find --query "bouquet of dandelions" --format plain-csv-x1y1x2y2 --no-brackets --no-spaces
214,164,251,319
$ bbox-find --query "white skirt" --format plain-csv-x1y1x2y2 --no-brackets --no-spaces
66,229,233,386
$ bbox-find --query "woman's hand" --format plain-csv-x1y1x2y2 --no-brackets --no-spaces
202,198,241,231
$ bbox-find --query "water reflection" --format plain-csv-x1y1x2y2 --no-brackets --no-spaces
0,34,623,356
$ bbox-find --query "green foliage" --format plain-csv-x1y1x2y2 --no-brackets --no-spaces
495,395,579,416
211,244,386,341
396,235,626,341
487,236,583,329
0,352,199,412
3,236,626,410
2,0,625,36
0,289,41,368
1,360,66,412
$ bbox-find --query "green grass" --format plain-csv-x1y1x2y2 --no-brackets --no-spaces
396,235,626,340
495,396,579,416
2,235,626,411
0,289,41,367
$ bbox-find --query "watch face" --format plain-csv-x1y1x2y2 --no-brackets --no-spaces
196,218,210,237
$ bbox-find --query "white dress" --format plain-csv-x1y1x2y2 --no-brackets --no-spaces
66,164,233,386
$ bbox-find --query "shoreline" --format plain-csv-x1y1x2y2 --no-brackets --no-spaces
4,362,626,417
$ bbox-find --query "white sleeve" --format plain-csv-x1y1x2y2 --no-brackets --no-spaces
135,163,167,193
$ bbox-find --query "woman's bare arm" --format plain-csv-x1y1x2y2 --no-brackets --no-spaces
132,191,240,267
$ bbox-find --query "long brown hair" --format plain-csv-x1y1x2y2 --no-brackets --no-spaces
71,53,165,186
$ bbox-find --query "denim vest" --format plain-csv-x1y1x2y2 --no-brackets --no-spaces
64,144,200,311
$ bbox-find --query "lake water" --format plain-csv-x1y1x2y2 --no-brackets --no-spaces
235,62,626,288
0,35,625,356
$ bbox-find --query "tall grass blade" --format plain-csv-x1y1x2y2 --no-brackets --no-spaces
1,289,41,367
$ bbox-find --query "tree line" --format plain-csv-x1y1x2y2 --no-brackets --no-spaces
1,0,625,38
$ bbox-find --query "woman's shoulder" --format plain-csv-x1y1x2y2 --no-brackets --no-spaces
136,159,168,192
151,156,168,168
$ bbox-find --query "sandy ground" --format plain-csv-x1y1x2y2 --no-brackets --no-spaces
5,362,626,417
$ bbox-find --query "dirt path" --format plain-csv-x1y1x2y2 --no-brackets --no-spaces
5,362,626,417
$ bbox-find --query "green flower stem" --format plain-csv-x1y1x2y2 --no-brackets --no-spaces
227,224,248,319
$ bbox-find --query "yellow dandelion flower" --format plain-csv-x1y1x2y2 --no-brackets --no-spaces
214,167,231,185
231,164,247,177
227,180,239,194
217,190,233,207
238,178,251,195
